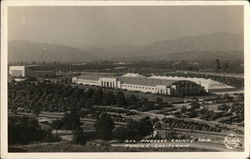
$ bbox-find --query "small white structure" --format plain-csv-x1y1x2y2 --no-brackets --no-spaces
9,66,26,77
14,78,26,82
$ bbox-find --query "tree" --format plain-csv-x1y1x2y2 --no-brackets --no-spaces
33,102,42,115
189,109,198,118
62,111,81,130
156,97,163,104
72,128,88,145
51,119,63,130
102,91,115,106
113,127,129,141
138,117,154,138
199,107,209,115
116,91,127,106
91,88,103,105
85,98,93,108
154,121,162,130
181,106,187,113
223,93,231,99
84,88,94,99
127,95,139,105
94,113,114,140
225,61,229,69
127,120,141,140
8,116,60,145
126,117,154,140
152,117,160,124
9,105,17,114
190,99,200,110
216,59,221,70
142,97,148,103
33,107,41,115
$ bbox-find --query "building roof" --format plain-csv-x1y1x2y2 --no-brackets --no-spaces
118,77,178,87
122,73,146,78
9,66,25,69
77,74,119,81
149,75,234,90
77,74,198,87
77,74,103,81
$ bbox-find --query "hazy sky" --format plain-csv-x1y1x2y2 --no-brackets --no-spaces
8,6,243,49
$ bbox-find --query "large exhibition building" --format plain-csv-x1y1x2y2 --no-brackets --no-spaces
72,73,207,96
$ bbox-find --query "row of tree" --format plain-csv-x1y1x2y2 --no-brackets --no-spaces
162,117,221,132
51,111,154,144
9,80,164,115
11,58,243,74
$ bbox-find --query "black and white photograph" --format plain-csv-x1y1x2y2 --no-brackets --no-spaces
1,1,249,159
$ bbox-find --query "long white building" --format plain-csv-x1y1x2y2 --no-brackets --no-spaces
72,74,206,96
149,75,235,92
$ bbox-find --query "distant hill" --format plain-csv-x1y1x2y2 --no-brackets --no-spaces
106,32,243,61
8,40,99,63
8,32,243,63
143,32,243,56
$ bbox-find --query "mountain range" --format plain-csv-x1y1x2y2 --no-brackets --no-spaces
8,32,243,63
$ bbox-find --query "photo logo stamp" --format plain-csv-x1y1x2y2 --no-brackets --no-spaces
223,133,241,150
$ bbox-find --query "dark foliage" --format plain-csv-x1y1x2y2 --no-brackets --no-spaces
94,113,115,140
8,116,60,145
113,117,154,141
8,80,165,115
162,117,221,132
62,111,81,130
72,128,88,145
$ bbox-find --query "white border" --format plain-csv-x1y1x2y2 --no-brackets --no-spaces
1,1,249,159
